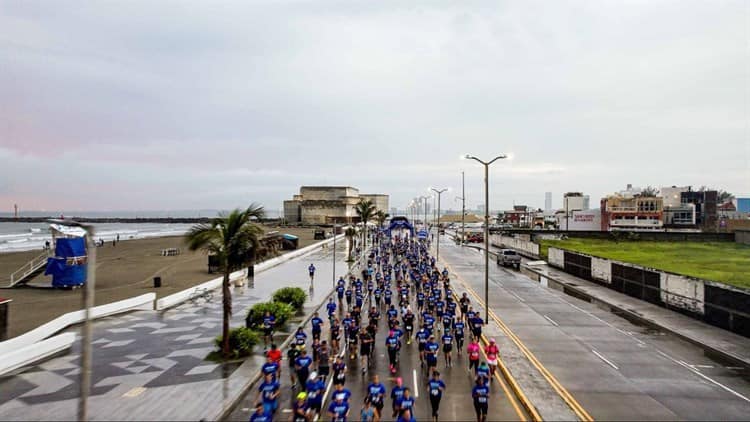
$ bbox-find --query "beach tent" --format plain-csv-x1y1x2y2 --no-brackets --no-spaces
45,235,87,288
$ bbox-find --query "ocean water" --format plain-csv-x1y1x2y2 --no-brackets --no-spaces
0,222,194,253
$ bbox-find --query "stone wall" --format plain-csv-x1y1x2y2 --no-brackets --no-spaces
736,229,750,245
661,273,704,314
300,186,359,201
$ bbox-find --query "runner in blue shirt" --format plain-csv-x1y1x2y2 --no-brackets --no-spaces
261,311,275,349
367,374,387,419
294,349,313,387
397,388,415,419
249,402,272,422
425,335,440,374
332,383,352,403
306,372,325,418
336,284,345,302
257,373,280,415
416,325,429,365
384,288,393,306
454,320,466,354
472,377,490,422
327,298,337,320
327,396,350,422
390,377,406,418
311,312,324,341
441,329,454,367
428,370,447,420
308,263,316,283
294,327,307,347
261,355,279,382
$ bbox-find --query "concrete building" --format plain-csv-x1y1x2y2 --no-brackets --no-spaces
600,185,664,231
681,188,718,230
556,209,602,231
283,186,390,225
563,192,590,215
545,192,552,212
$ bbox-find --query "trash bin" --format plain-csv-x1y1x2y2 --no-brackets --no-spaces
0,298,10,341
153,276,161,288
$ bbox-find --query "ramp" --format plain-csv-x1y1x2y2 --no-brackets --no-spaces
4,251,49,288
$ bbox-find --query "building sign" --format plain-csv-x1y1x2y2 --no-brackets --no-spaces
574,214,595,222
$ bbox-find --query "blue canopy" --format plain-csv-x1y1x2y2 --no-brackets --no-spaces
417,230,428,239
55,237,86,258
282,234,299,240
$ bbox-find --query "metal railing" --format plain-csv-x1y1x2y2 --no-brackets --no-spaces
9,251,50,286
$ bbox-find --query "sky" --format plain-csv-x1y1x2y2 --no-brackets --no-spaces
0,0,748,214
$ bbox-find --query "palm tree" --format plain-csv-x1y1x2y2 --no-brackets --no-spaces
186,204,265,358
344,226,357,262
375,210,389,228
355,199,376,250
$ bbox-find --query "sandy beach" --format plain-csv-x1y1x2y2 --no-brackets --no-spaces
0,226,320,338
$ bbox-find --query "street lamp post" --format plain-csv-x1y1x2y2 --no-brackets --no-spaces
455,171,466,246
464,154,508,324
430,187,448,261
332,223,337,288
419,196,429,230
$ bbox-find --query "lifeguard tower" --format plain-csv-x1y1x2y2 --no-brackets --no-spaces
44,223,88,288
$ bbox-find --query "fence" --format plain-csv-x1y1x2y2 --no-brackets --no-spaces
548,247,750,338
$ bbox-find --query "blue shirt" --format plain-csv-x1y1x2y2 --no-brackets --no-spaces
454,321,465,336
263,315,275,329
311,317,323,331
306,379,325,404
327,302,337,315
367,382,386,402
477,365,490,380
400,397,415,412
259,380,279,403
390,386,405,402
261,362,278,378
416,330,428,343
295,355,312,369
428,379,446,397
386,335,400,350
426,341,439,356
250,411,272,422
328,401,349,420
332,388,352,403
442,334,453,345
473,385,490,403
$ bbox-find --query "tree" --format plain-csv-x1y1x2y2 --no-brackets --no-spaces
344,226,357,262
186,204,265,358
639,186,659,197
355,199,376,250
375,210,389,228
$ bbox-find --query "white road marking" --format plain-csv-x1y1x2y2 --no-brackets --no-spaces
509,291,525,302
413,369,419,398
592,349,619,370
122,387,146,398
282,408,292,413
543,315,559,326
691,364,715,369
563,299,646,345
656,351,750,403
726,366,744,370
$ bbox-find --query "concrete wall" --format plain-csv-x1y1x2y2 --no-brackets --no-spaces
283,200,301,223
491,235,540,256
661,273,704,314
300,202,350,225
735,229,750,245
548,247,565,267
590,257,611,283
360,194,389,213
548,247,750,337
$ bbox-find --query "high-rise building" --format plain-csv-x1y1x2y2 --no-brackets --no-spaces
563,192,590,215
545,192,552,212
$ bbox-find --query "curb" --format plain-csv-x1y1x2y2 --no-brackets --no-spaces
215,253,365,421
522,265,750,371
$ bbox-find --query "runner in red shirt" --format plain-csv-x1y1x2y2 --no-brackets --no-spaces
266,344,282,379
484,338,500,381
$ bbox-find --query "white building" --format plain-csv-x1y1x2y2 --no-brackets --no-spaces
545,192,552,212
556,209,602,231
563,192,590,215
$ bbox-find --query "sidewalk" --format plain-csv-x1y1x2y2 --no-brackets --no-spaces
523,263,750,369
0,247,349,421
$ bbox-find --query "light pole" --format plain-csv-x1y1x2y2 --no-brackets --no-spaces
49,219,95,421
332,223,337,288
430,187,448,261
464,154,508,324
455,171,466,246
419,196,429,230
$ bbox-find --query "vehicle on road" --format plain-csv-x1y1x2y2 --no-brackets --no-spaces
467,233,483,243
496,249,521,269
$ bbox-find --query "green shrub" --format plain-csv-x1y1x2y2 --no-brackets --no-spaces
214,327,260,359
245,301,294,330
272,287,307,311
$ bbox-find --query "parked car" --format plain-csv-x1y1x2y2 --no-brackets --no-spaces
496,249,521,269
467,233,484,243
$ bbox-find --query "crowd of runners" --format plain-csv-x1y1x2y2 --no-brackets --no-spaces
250,230,501,422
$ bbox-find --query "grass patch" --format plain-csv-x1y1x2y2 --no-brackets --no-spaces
539,238,750,290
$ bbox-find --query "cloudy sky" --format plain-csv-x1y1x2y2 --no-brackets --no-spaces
1,0,747,214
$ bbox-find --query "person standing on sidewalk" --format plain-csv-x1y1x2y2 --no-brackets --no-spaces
428,370,446,421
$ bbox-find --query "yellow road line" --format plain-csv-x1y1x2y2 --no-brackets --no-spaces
445,260,594,422
449,291,534,422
